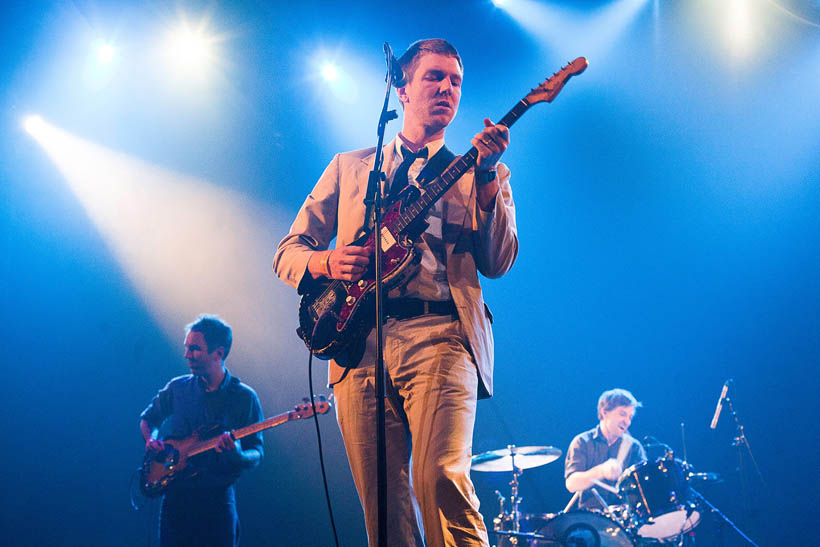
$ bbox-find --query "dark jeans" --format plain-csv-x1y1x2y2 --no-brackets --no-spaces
160,485,239,547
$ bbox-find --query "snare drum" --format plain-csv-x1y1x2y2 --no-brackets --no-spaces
617,457,700,541
535,509,635,547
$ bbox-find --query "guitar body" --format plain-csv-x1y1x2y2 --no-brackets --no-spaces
297,193,425,361
139,432,204,498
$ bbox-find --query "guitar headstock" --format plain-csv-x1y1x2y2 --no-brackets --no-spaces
525,57,588,105
291,394,333,419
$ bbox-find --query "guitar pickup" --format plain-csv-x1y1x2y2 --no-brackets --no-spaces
380,227,396,250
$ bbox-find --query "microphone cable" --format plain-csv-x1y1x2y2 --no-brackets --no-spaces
308,328,340,547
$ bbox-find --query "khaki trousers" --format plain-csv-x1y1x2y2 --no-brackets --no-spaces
334,314,489,547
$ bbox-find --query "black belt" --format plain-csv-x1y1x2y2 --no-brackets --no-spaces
384,298,457,321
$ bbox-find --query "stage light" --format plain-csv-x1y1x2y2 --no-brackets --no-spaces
726,0,754,59
316,58,358,103
163,23,216,78
492,0,507,7
497,0,649,62
321,63,339,82
23,115,46,137
309,47,396,147
97,43,116,64
169,28,210,64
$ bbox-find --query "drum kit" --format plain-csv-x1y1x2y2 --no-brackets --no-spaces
472,444,719,546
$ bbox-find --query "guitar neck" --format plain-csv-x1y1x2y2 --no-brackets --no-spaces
188,411,294,457
393,98,533,231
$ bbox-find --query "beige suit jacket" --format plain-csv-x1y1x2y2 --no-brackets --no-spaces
273,140,517,398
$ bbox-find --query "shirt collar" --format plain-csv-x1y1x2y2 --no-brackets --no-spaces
593,424,611,443
593,424,627,448
196,367,232,392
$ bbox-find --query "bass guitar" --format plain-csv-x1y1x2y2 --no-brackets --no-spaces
139,395,331,497
298,57,588,361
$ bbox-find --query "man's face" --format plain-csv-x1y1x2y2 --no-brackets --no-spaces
399,53,462,133
600,404,635,440
183,330,223,376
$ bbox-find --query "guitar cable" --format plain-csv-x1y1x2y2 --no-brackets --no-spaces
308,327,341,547
129,467,148,510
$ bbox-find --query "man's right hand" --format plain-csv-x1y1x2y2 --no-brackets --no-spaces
598,458,623,481
310,245,371,281
145,438,165,454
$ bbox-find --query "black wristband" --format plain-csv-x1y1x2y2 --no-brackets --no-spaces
476,167,497,186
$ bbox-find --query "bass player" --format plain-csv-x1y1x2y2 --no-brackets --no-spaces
139,314,264,547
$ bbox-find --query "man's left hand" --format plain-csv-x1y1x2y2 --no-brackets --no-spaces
472,118,510,171
214,431,238,453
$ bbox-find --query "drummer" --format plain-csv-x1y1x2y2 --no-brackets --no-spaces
565,388,647,509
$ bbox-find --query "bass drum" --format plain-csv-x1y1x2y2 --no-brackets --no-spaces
617,457,700,542
534,509,635,547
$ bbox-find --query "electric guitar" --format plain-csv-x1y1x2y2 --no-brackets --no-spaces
297,57,589,361
139,395,331,497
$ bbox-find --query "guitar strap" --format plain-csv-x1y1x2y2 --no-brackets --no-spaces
204,374,242,431
363,144,457,232
414,144,456,187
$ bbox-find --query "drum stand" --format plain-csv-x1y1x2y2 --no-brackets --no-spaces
493,460,524,540
473,444,561,545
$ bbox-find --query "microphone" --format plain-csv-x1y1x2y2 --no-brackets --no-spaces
709,379,732,429
383,42,406,88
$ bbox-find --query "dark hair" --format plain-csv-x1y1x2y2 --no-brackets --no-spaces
186,314,232,360
397,38,462,85
597,388,642,420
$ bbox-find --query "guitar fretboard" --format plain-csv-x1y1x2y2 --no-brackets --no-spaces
393,98,532,232
188,411,295,457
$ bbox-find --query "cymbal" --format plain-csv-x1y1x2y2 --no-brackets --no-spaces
471,445,562,472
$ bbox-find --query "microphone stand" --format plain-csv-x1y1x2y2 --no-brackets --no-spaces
360,42,399,547
723,396,765,539
690,488,759,547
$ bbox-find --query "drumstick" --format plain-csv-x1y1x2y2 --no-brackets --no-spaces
589,488,609,510
563,491,580,512
591,479,619,495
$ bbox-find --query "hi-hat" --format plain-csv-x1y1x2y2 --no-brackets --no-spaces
471,445,562,472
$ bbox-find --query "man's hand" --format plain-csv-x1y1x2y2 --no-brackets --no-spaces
214,432,239,453
145,438,165,454
310,245,370,281
598,458,623,481
471,119,510,210
472,118,510,172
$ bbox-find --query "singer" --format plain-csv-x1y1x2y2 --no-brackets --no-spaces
273,39,517,546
